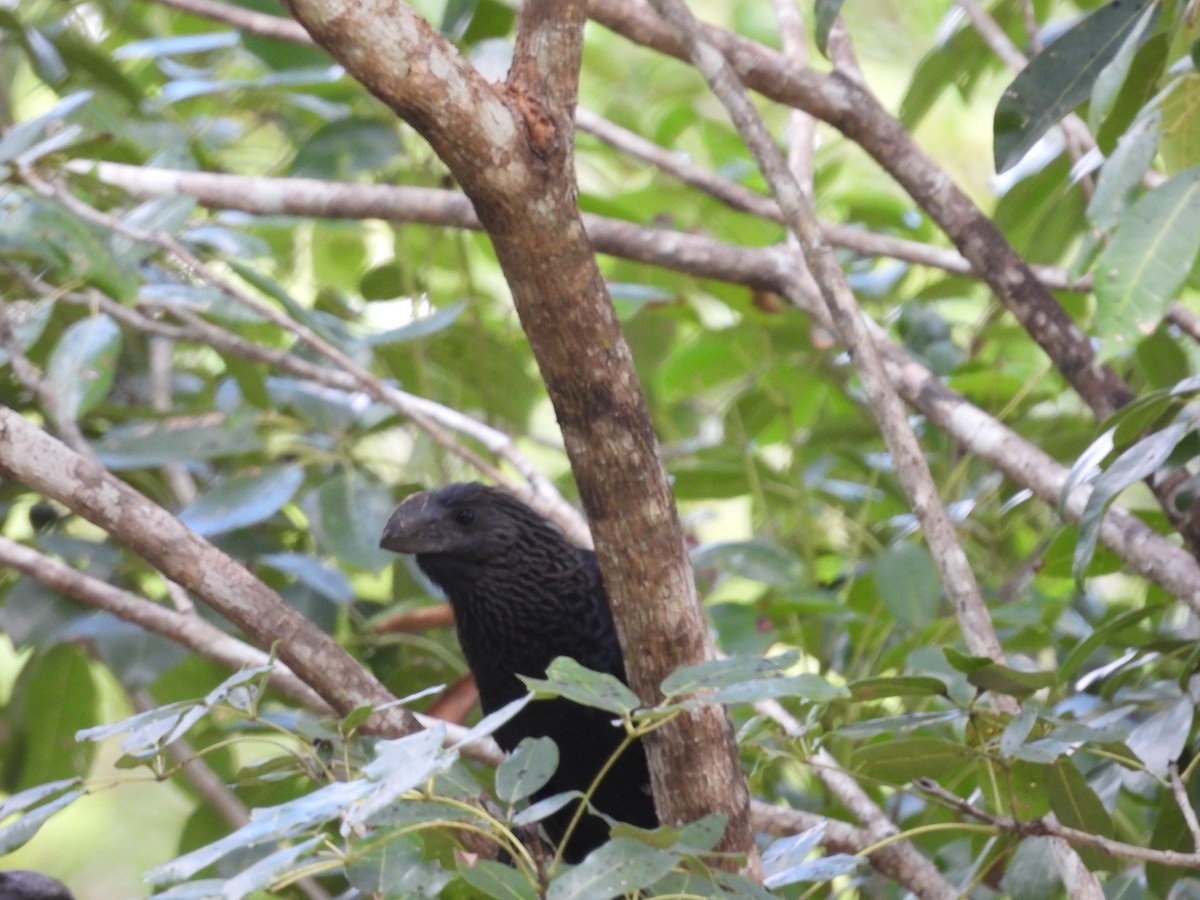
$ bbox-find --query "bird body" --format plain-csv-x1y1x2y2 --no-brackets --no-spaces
380,483,657,861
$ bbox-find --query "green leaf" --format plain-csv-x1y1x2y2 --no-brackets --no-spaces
0,787,85,855
835,710,965,739
1088,124,1158,231
966,663,1057,698
1045,758,1111,836
360,262,407,300
266,376,390,433
661,652,796,696
341,705,375,733
1159,73,1200,175
0,778,82,822
302,470,396,570
461,0,516,45
146,776,377,882
0,574,89,650
1147,799,1194,896
221,836,323,896
345,727,453,830
495,737,558,805
140,282,265,322
668,455,752,499
942,647,994,673
899,15,994,130
1000,836,1061,899
93,416,262,469
1095,32,1168,153
1126,695,1193,776
290,119,404,180
762,824,865,888
523,658,641,716
512,790,582,827
259,552,354,605
994,0,1157,173
1088,1,1159,136
999,705,1039,758
1074,418,1194,583
672,674,847,708
8,644,99,788
660,653,847,707
372,797,479,828
78,666,270,755
546,838,676,900
122,196,197,252
690,540,805,586
1045,758,1112,869
765,853,864,889
458,858,538,900
981,759,1051,821
875,542,940,630
0,90,91,164
847,675,948,701
450,694,533,749
113,31,239,59
852,737,977,784
178,464,304,537
813,0,845,56
1093,168,1200,358
440,0,480,39
1136,328,1190,391
365,301,466,345
1059,603,1165,681
44,313,122,419
0,299,52,366
612,812,728,853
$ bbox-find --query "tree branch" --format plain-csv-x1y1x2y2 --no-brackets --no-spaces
280,0,756,863
0,535,329,710
644,0,1006,673
0,407,413,736
586,0,1131,420
52,164,1200,606
917,777,1200,869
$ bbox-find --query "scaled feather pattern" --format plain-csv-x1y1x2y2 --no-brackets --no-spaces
380,482,657,862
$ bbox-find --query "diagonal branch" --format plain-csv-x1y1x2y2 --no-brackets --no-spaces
0,407,414,737
0,535,330,712
586,0,1132,421
644,0,1006,672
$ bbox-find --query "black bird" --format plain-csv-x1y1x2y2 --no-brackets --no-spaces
379,482,657,862
0,871,74,900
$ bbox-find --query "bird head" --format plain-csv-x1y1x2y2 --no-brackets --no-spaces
379,482,536,562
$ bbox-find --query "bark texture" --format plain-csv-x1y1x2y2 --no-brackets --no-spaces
278,0,754,863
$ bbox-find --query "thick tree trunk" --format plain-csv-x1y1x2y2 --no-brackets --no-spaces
279,0,756,866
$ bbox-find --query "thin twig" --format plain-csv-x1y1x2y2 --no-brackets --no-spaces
1170,762,1200,849
575,107,778,219
153,0,311,41
770,0,814,195
68,159,1088,292
916,777,1200,869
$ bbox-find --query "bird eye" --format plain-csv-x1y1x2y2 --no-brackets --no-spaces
453,508,475,526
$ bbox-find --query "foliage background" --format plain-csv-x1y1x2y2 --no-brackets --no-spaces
0,0,1199,896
